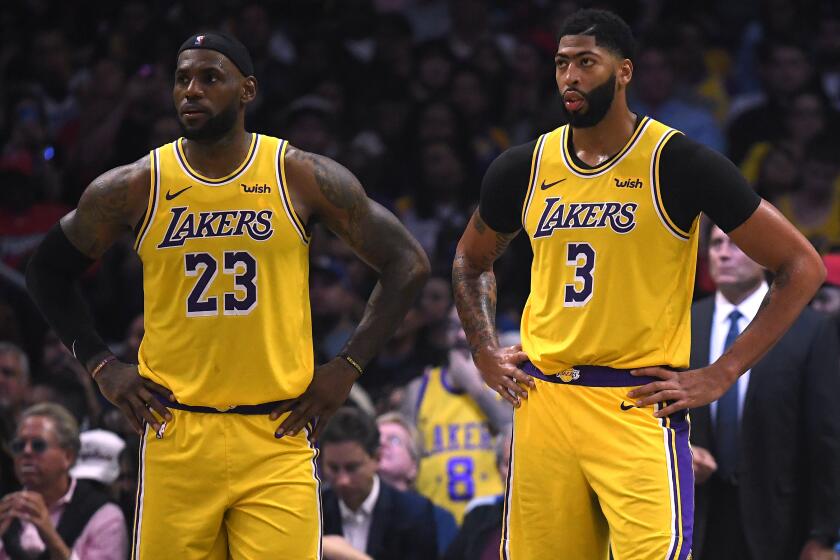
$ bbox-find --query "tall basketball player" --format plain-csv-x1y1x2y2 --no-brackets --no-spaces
27,32,429,559
452,10,824,559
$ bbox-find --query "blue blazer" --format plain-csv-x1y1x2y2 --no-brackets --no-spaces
323,480,439,560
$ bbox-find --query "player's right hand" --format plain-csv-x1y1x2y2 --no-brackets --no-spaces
473,344,534,407
95,360,173,434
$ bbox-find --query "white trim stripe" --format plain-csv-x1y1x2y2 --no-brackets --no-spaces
521,135,547,230
560,119,652,178
172,134,261,186
659,404,679,560
274,140,309,244
134,149,160,253
501,417,515,559
131,424,148,560
649,130,690,241
305,425,324,559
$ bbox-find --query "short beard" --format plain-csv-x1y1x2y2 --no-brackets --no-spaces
560,73,616,128
179,101,239,142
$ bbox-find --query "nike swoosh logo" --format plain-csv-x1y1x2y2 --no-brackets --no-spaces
620,401,635,411
540,178,566,190
165,186,192,200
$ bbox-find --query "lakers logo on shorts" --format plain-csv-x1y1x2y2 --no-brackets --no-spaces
554,368,580,383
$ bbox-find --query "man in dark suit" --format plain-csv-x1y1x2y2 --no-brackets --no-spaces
690,223,840,560
320,407,438,560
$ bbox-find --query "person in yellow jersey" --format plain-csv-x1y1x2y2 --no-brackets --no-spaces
25,32,429,559
452,9,826,560
401,306,511,524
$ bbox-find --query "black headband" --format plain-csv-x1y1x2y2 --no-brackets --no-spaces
178,32,254,77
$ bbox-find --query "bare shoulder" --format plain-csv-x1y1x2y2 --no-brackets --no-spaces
62,155,152,258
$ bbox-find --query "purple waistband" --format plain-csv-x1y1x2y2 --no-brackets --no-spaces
521,361,658,387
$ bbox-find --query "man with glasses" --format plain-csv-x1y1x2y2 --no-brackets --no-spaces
0,403,127,559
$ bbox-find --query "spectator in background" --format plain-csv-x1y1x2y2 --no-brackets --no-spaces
739,90,834,188
630,41,724,152
727,38,814,165
444,426,511,560
0,403,127,560
0,342,31,428
814,14,840,111
689,224,840,560
750,143,798,202
377,412,457,555
775,134,840,253
69,429,125,502
321,407,438,560
401,306,511,524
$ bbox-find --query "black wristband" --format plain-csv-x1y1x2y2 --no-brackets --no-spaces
26,224,110,369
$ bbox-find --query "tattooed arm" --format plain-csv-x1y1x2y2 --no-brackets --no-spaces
629,200,826,417
26,157,174,433
452,211,532,407
273,147,430,438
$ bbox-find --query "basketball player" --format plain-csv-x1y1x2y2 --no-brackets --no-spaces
452,10,825,560
26,32,429,559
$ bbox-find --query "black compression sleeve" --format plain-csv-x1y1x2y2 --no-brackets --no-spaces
659,134,761,233
478,140,537,233
25,224,111,369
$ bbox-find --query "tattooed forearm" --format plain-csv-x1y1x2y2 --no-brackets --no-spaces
742,266,790,337
294,149,430,367
453,228,516,357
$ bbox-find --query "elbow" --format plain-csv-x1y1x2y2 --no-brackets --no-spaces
411,247,431,287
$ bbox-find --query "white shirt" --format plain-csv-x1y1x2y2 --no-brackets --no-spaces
338,475,380,553
709,282,769,423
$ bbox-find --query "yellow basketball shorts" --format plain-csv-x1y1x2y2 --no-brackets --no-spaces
501,363,693,560
131,407,322,560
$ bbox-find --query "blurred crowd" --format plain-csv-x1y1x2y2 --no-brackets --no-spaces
2,0,840,557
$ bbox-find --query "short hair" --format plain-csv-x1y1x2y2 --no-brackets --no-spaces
557,9,636,62
319,407,380,457
20,402,80,456
0,341,29,383
376,412,422,463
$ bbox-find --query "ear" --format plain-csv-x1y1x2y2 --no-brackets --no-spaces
241,76,258,104
617,58,633,88
63,449,76,470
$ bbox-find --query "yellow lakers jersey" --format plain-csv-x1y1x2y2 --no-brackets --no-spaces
134,134,313,408
415,367,503,523
521,117,699,373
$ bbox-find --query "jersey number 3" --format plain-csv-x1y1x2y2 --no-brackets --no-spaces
184,251,257,316
564,242,595,307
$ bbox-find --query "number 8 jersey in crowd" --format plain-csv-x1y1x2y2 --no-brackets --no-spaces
415,367,503,524
134,134,313,408
521,117,699,375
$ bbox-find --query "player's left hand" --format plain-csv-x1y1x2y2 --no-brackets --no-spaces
271,358,358,440
799,539,834,560
626,366,733,418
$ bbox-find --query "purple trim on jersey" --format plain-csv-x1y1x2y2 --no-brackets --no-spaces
414,371,431,424
521,361,659,387
670,411,694,559
439,367,467,395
